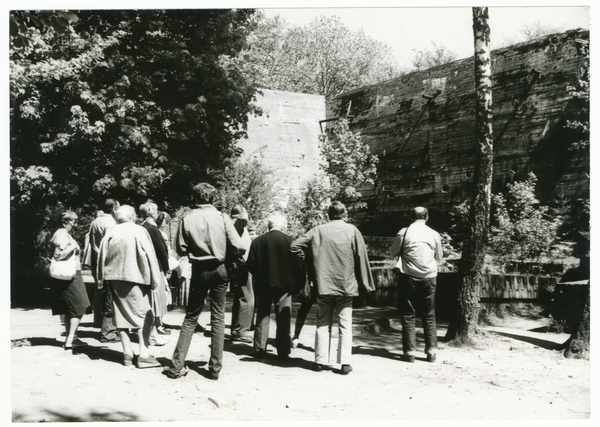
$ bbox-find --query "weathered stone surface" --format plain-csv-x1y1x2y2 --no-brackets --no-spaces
326,29,590,236
239,89,324,193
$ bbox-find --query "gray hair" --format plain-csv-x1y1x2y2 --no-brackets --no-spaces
268,212,287,231
139,202,158,220
115,205,137,224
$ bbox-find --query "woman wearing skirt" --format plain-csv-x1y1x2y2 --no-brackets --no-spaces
96,205,163,368
49,211,91,350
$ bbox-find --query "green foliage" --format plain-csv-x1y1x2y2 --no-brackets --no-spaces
411,41,457,71
284,118,378,236
284,175,333,238
11,9,259,210
489,173,569,268
213,151,282,226
241,11,406,97
10,9,260,302
320,118,378,212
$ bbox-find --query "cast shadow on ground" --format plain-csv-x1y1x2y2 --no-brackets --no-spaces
69,344,133,365
487,330,564,350
12,409,139,422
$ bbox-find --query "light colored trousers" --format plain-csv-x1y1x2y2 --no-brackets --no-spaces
315,295,353,365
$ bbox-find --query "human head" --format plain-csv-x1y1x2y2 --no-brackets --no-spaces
192,183,217,205
102,198,120,215
156,211,171,228
115,205,137,224
328,201,347,221
61,211,78,228
410,206,429,222
139,202,158,220
268,212,287,231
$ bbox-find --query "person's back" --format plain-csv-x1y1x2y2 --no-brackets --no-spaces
392,221,441,279
165,183,245,380
248,229,296,291
176,206,231,264
306,220,361,296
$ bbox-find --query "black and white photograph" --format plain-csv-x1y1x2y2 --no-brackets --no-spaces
7,1,592,423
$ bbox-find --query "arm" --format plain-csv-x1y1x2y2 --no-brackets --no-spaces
434,232,443,262
175,217,188,258
388,229,405,258
224,214,247,257
52,231,79,261
355,230,376,293
289,231,312,260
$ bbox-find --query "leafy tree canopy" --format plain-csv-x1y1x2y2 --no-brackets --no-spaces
241,11,406,97
10,9,261,300
411,41,458,71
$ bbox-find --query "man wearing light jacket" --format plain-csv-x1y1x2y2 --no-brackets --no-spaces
389,206,443,363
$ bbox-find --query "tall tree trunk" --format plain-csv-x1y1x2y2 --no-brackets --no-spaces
446,7,493,341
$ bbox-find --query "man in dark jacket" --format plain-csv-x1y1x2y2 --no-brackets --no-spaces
246,212,303,359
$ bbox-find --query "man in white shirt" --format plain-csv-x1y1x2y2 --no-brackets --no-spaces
389,206,442,363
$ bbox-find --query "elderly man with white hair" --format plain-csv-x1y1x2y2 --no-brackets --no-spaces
246,212,304,359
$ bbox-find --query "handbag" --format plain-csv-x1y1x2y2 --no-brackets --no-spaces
49,256,76,280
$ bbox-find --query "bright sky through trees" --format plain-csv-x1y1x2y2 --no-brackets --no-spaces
262,6,589,70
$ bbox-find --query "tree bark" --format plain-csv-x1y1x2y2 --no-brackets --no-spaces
446,7,493,341
561,284,590,359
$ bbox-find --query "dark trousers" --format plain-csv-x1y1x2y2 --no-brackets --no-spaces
230,266,254,337
398,274,438,356
92,270,117,340
254,287,292,357
293,288,317,339
171,262,228,375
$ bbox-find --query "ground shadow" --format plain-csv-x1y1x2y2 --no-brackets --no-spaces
12,408,139,422
486,330,564,350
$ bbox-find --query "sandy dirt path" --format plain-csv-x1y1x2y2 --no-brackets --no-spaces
10,300,589,422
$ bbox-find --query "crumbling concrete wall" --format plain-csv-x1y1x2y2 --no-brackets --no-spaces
239,89,324,193
327,29,590,236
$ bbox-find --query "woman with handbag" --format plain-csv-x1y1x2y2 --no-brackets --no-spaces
48,211,91,350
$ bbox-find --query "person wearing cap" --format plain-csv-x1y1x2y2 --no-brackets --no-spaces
389,206,443,363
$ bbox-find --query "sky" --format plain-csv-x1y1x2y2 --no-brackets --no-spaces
261,6,590,70
10,2,589,71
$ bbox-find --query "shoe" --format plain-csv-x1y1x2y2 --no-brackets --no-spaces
206,370,219,381
404,355,415,363
254,350,268,358
277,353,290,361
232,335,252,343
427,354,437,363
163,366,189,379
123,354,135,367
195,325,206,333
312,363,323,372
136,355,161,369
100,336,121,343
149,337,166,346
157,327,171,335
341,364,353,375
64,338,88,349
291,338,299,349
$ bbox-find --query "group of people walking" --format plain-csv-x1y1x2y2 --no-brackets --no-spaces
47,181,443,378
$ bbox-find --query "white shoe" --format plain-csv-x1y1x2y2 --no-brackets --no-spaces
149,337,166,346
291,338,299,349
